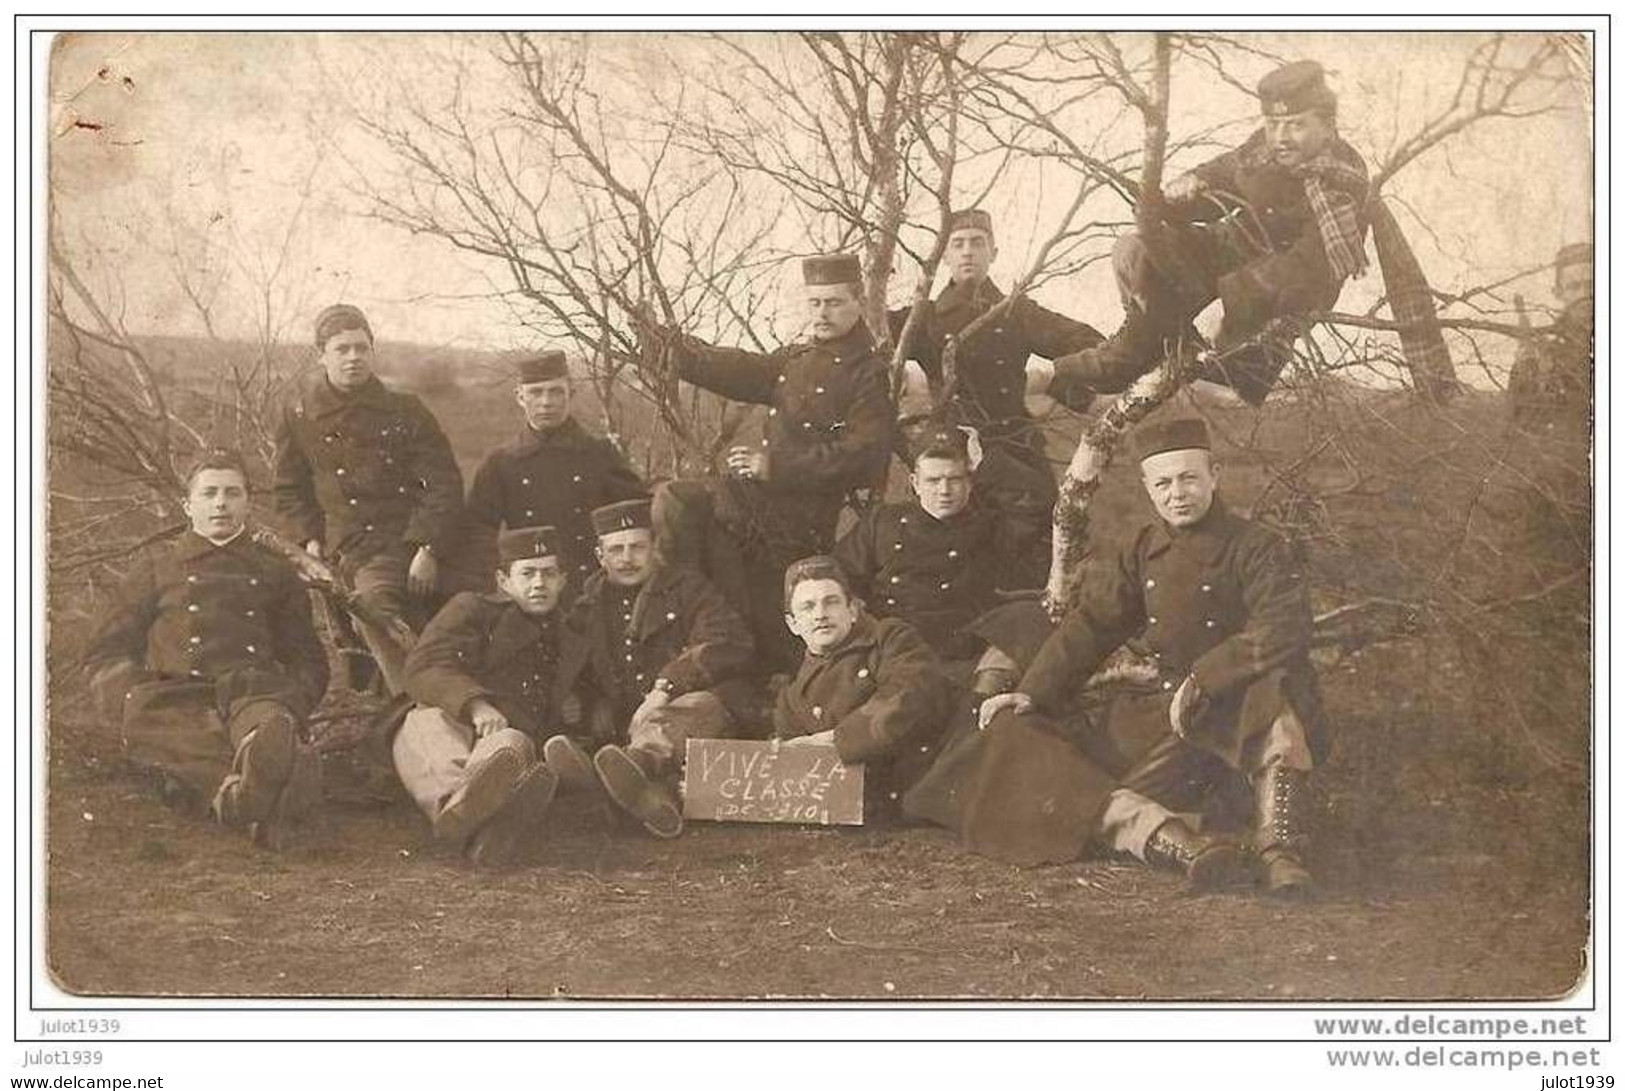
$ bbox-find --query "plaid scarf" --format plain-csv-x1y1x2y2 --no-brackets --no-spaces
1296,148,1456,400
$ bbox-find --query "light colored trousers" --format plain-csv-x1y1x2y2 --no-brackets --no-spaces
1098,713,1314,860
392,707,536,821
626,690,735,770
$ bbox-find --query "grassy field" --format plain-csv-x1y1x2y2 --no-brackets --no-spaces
43,346,1592,1000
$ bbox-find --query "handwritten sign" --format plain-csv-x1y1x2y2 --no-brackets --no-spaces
682,739,864,826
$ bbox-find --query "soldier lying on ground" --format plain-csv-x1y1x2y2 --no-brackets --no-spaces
773,555,954,821
83,449,328,848
890,208,1103,565
834,423,1047,665
541,499,757,839
456,351,647,594
273,304,464,693
385,527,573,866
1049,60,1373,407
977,418,1323,895
647,254,895,675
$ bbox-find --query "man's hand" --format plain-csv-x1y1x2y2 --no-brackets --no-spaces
628,687,671,734
726,446,769,482
304,539,324,558
1169,676,1204,739
467,698,509,739
408,546,439,598
978,691,1034,730
782,729,836,748
1163,172,1208,205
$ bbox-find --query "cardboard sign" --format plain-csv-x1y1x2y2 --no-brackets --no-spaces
682,738,864,826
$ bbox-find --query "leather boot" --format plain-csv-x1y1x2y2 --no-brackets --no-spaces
1142,818,1254,892
594,744,684,838
1253,764,1314,897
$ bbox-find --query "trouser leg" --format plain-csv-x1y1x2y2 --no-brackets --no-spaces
1243,709,1316,895
1097,788,1180,861
121,683,234,808
628,690,735,773
392,707,478,820
348,550,416,695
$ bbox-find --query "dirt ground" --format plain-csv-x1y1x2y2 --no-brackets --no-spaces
44,639,1589,1002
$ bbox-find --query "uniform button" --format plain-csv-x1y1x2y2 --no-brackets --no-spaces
246,644,257,654
832,356,842,364
885,598,896,607
1146,579,1156,588
348,498,358,506
522,477,531,486
365,524,375,532
919,745,929,754
812,706,823,719
249,578,258,587
187,604,200,613
993,327,1003,335
940,582,951,591
666,611,677,621
888,791,899,801
893,543,902,551
572,475,582,483
889,576,900,584
335,468,346,476
947,550,958,560
899,516,908,525
1201,584,1212,592
802,422,811,430
1205,620,1216,628
1148,616,1158,624
815,386,826,394
525,510,534,518
858,668,870,679
1162,681,1173,691
188,636,202,645
625,654,634,662
245,610,255,618
398,486,407,493
189,669,203,678
187,575,198,583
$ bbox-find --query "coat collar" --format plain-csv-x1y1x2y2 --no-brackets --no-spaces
937,277,1004,315
174,527,254,564
300,370,393,418
579,564,681,638
513,416,591,456
1144,498,1241,564
800,322,878,364
486,596,558,658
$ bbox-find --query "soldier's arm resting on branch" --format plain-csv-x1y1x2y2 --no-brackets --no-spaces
768,362,895,490
1189,532,1313,700
828,623,951,766
1016,296,1105,362
272,403,326,549
664,333,781,407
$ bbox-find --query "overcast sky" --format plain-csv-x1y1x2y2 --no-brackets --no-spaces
48,30,1591,378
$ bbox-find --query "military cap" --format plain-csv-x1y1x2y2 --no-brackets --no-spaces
802,253,863,286
515,350,569,384
1556,242,1593,272
911,423,972,466
1257,60,1335,117
183,446,253,489
782,554,854,610
313,303,373,347
590,498,653,537
1133,417,1211,461
947,209,994,237
498,525,562,565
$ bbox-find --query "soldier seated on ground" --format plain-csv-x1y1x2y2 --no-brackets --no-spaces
272,304,464,693
455,350,647,594
977,418,1325,895
645,254,895,675
82,449,328,848
541,499,756,839
386,527,573,866
773,556,954,821
1049,60,1372,408
834,423,1047,667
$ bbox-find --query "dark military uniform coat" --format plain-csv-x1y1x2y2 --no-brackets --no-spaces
401,592,577,740
1509,307,1593,435
560,564,755,736
773,615,953,816
893,278,1101,437
463,418,647,588
272,371,464,564
83,530,330,794
834,498,1041,659
1021,501,1324,774
670,323,894,547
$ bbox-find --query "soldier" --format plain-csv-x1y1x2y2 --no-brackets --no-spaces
273,304,464,693
834,424,1044,663
389,526,573,866
892,208,1104,542
978,418,1325,895
647,254,895,673
1509,241,1593,434
774,555,954,820
545,499,757,838
461,350,647,592
83,449,328,847
1050,60,1371,407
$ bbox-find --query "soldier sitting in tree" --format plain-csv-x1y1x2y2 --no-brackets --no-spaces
388,526,577,866
273,304,464,693
978,418,1324,895
645,254,895,674
1050,60,1372,407
892,208,1103,561
834,424,1046,665
544,499,756,838
83,449,328,848
774,555,954,821
459,350,647,593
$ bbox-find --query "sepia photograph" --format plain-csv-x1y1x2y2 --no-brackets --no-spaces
38,24,1594,1011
